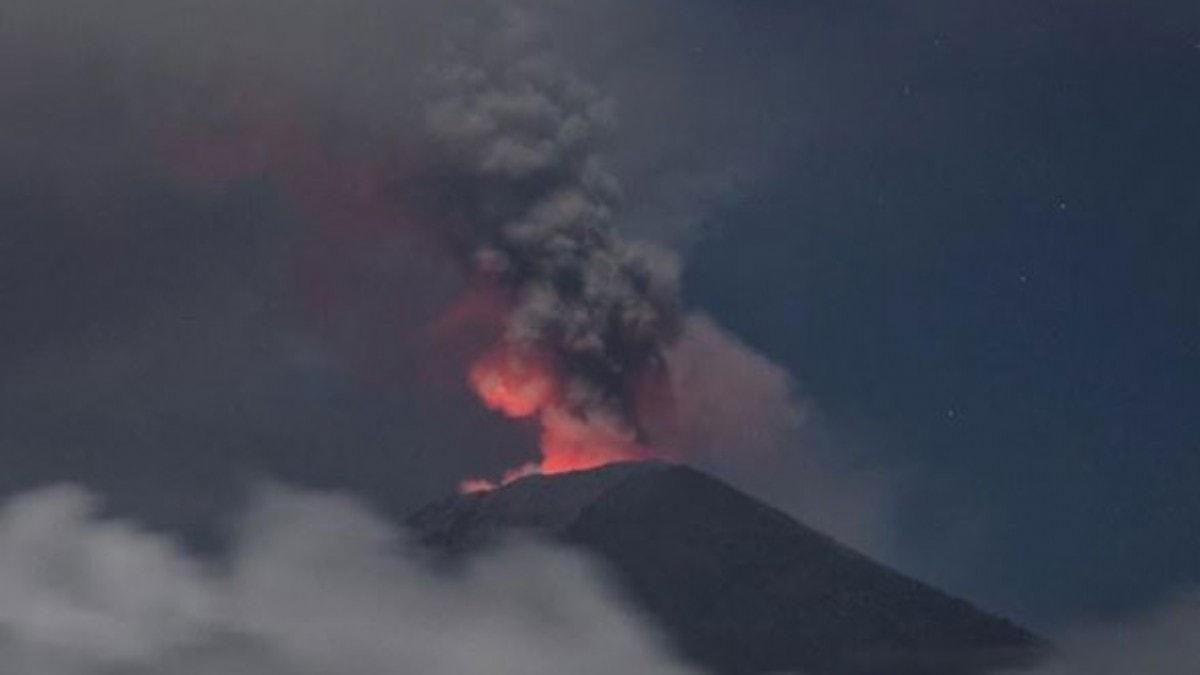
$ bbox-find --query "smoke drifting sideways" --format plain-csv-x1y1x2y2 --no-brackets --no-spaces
0,484,701,675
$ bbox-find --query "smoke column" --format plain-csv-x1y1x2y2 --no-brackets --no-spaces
418,10,685,489
143,6,688,490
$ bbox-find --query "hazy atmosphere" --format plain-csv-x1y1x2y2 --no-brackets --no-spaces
2,1,1197,673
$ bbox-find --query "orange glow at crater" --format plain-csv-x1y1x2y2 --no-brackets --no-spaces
538,407,651,474
461,346,665,493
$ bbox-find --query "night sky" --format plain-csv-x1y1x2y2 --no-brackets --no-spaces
687,0,1200,628
2,0,1198,637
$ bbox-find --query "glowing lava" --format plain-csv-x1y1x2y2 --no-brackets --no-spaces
460,345,659,493
538,407,649,473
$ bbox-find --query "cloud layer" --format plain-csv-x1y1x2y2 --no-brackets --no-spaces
0,484,700,675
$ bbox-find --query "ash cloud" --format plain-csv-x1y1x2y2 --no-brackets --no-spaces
420,8,684,450
0,0,889,552
5,0,688,456
0,484,701,675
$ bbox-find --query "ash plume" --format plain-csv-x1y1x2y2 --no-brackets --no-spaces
0,0,872,523
418,9,685,481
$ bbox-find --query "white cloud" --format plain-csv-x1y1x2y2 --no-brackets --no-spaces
0,484,701,675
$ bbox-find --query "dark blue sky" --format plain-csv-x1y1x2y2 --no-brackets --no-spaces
687,0,1200,628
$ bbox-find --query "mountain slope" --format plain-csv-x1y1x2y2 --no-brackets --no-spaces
407,461,1045,675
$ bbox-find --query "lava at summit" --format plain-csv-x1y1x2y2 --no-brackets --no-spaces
460,345,662,492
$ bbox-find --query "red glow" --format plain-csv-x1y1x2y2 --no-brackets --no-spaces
538,407,651,473
468,348,557,419
460,345,667,493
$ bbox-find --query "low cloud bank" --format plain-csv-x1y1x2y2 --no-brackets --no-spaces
999,593,1200,675
0,484,700,675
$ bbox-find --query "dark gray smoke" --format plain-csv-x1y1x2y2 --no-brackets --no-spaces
421,7,684,449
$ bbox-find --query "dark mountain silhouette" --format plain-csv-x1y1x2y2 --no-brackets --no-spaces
407,461,1046,675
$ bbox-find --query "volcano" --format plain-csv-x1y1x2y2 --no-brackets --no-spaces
408,461,1046,675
